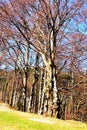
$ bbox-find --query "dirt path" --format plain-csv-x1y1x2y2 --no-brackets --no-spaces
29,117,55,124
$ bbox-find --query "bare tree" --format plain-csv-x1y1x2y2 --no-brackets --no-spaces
0,0,86,119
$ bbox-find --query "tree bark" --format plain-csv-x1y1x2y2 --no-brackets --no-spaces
10,76,15,106
23,43,29,112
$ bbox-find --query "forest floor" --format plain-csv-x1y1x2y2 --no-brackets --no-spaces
0,102,87,130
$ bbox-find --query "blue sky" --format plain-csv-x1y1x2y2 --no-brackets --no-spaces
78,23,87,34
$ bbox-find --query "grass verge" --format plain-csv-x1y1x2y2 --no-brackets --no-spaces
0,110,87,130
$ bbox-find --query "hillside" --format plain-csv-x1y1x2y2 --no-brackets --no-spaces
0,103,87,130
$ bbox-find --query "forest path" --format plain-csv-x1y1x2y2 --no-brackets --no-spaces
0,102,55,124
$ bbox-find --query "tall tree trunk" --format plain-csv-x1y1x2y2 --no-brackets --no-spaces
12,76,19,108
28,53,39,113
2,82,8,103
28,85,34,113
23,71,27,112
39,59,58,116
40,30,58,117
38,67,46,114
70,70,75,119
10,76,15,106
23,43,29,112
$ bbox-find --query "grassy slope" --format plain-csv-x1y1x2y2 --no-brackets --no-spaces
0,110,87,130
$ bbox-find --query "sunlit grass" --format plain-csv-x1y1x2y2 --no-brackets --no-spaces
0,110,87,130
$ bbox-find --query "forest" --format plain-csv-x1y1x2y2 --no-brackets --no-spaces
0,0,87,123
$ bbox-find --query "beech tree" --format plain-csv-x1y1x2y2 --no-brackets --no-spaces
0,0,87,119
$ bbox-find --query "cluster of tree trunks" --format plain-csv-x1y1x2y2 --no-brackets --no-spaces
0,67,87,122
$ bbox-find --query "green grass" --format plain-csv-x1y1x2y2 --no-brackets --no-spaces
0,111,87,130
